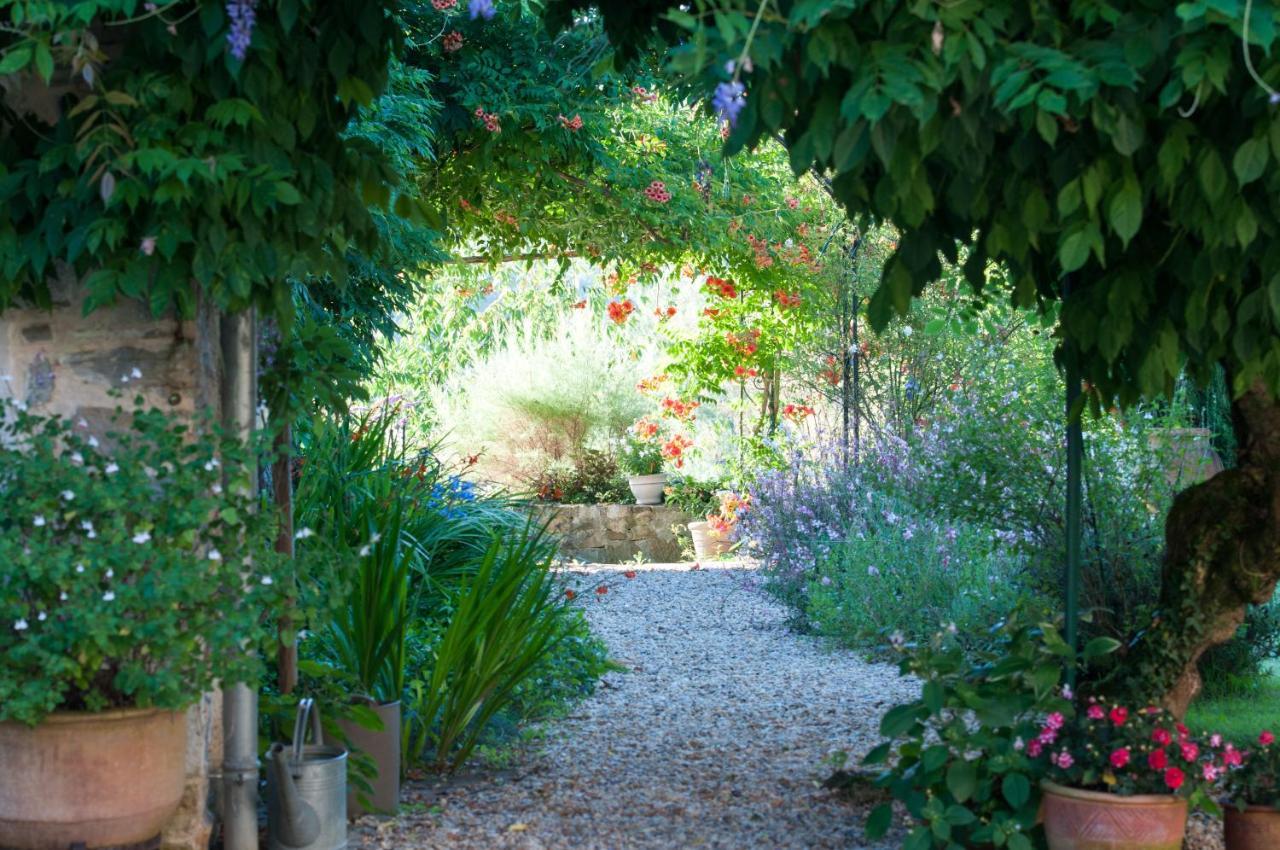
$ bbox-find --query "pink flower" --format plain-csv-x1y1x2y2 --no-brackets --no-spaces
1110,747,1131,769
1152,728,1173,746
1149,750,1169,770
1027,739,1044,757
1046,712,1065,731
1210,734,1223,748
1164,767,1185,790
1087,705,1106,720
1202,763,1220,782
140,236,157,256
1037,727,1058,746
1109,706,1129,727
1260,730,1275,746
1180,742,1199,762
1052,750,1074,769
1224,745,1244,767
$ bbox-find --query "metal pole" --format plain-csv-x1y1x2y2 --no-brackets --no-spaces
1063,280,1082,687
220,309,260,850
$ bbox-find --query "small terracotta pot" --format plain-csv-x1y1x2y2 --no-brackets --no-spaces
0,707,187,849
1040,781,1188,850
1224,805,1280,850
688,521,732,560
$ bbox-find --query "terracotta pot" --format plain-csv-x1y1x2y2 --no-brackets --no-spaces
628,473,668,506
1147,427,1224,487
1041,781,1188,850
0,708,187,849
338,700,401,815
1224,805,1280,850
688,521,732,560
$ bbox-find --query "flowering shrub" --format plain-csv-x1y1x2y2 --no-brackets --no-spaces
806,494,1018,652
618,420,666,476
1223,729,1280,808
0,397,298,725
1038,701,1220,803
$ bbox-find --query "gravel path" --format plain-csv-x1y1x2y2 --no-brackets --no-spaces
353,560,916,849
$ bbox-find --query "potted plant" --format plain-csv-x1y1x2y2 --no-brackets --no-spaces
619,418,670,505
1035,700,1217,850
690,491,749,559
0,397,289,849
1222,730,1280,849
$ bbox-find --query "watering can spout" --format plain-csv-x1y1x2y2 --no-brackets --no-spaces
267,698,326,848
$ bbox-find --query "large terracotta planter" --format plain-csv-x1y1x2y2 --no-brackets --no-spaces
1041,781,1188,850
338,699,401,815
688,520,732,559
627,473,669,506
0,708,187,849
1224,805,1280,850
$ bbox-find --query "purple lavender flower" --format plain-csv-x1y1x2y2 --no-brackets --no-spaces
226,0,257,61
469,0,496,20
712,80,746,127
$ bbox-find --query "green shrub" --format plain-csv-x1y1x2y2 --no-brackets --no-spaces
1198,599,1280,698
405,526,569,772
0,398,310,724
530,448,630,504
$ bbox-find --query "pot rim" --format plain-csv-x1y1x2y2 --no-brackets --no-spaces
4,706,184,727
628,473,669,483
1042,779,1188,807
1225,803,1280,814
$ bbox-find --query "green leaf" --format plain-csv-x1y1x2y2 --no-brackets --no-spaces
1233,138,1269,185
1199,150,1228,202
1002,773,1031,808
880,702,922,737
33,41,53,82
863,742,892,765
1107,177,1143,246
274,182,302,205
1008,833,1034,850
1083,636,1122,658
865,803,893,839
0,45,33,76
1059,228,1091,272
923,679,945,713
946,759,977,802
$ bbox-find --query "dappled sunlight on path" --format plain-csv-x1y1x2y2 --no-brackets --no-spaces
354,560,914,849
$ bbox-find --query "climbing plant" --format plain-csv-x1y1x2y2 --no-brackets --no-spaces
0,0,409,319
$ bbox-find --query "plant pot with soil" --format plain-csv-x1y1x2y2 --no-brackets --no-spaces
0,400,292,849
1221,729,1280,850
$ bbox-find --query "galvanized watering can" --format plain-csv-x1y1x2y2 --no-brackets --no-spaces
266,698,348,850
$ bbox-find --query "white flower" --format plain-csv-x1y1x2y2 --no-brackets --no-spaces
132,531,152,545
81,521,94,533
105,568,113,579
260,575,274,586
120,374,130,383
902,325,913,336
211,483,223,495
61,490,75,501
37,612,46,622
75,564,85,574
33,515,46,527
945,621,958,635
70,452,84,465
144,466,158,479
204,458,220,471
294,527,315,541
867,565,880,577
130,367,142,380
369,532,382,545
87,436,99,448
358,544,372,558
13,619,29,631
104,462,119,475
59,592,68,601
76,417,89,429
1014,737,1025,751
208,549,222,561
102,591,115,602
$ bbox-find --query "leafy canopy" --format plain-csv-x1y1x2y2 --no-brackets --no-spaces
550,0,1280,405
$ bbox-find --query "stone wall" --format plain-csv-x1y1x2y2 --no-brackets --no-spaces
0,267,220,850
538,504,693,563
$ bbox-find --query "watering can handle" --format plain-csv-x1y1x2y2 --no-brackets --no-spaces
290,697,325,764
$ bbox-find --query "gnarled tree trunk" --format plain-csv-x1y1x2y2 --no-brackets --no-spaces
1130,379,1280,718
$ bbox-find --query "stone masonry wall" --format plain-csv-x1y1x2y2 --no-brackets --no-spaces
0,266,220,850
538,504,693,563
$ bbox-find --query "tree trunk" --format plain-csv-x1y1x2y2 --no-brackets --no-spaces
1128,379,1280,717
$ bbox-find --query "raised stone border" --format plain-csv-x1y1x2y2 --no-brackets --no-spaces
536,503,692,563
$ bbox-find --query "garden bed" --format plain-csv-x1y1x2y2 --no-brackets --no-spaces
536,503,691,563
